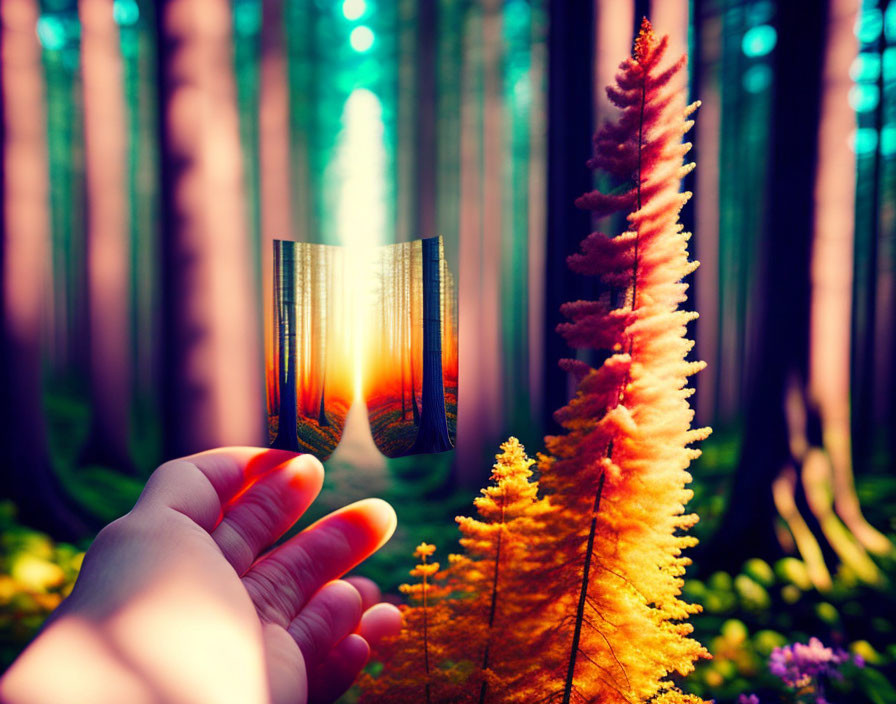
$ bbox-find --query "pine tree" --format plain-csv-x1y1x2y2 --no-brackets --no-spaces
450,438,549,704
529,19,710,704
360,543,459,704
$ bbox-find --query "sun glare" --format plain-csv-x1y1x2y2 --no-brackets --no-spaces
335,88,386,401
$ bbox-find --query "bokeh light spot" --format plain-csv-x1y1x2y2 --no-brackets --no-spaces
113,0,139,26
881,125,896,157
36,15,66,51
747,1,775,26
742,64,773,93
742,25,776,58
342,0,366,21
849,84,880,113
855,8,883,44
350,25,375,52
850,53,880,83
884,47,896,83
233,0,261,37
851,127,878,155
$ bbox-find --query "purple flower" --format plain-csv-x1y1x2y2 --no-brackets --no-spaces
737,695,760,704
768,637,858,689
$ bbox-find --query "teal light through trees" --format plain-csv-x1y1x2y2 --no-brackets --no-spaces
36,15,67,51
342,0,366,21
743,64,772,93
882,125,896,156
233,0,261,37
850,52,881,82
855,8,883,43
350,25,374,52
741,24,776,57
852,127,879,155
884,47,896,82
850,83,881,112
112,0,139,27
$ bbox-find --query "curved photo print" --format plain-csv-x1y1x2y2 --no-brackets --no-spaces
364,237,458,458
268,241,352,458
267,237,457,459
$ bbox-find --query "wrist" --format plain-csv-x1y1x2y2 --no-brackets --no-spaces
0,613,156,704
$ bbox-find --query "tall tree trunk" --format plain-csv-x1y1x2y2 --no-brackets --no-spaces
410,237,452,454
692,0,721,428
807,0,892,560
456,2,503,483
272,241,299,450
156,0,262,458
543,0,594,433
79,0,134,473
699,0,828,575
1,0,90,539
260,0,293,419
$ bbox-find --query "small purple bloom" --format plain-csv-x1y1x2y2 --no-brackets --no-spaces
737,695,760,704
769,637,859,690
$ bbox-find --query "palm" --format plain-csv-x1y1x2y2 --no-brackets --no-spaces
54,448,400,704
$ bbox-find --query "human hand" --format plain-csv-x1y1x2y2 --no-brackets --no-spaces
0,447,402,704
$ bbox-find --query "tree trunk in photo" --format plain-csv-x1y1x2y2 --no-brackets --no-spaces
1,0,91,539
410,237,452,454
272,241,299,451
79,0,134,473
155,0,263,458
400,245,408,421
318,247,332,427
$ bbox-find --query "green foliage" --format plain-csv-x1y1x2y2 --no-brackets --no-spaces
0,502,84,670
684,555,896,703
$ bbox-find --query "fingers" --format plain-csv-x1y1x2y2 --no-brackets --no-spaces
136,447,315,532
210,456,324,574
357,603,402,649
243,499,397,627
287,580,362,671
343,576,381,611
307,634,370,704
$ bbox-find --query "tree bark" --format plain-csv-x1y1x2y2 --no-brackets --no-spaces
1,0,91,539
699,0,829,574
260,0,293,419
79,0,134,473
410,237,452,454
272,241,299,451
155,0,263,457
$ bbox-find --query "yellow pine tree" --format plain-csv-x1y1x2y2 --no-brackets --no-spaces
449,437,550,704
360,543,459,704
527,19,710,704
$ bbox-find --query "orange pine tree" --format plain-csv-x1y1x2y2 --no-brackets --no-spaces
528,18,710,704
360,543,459,704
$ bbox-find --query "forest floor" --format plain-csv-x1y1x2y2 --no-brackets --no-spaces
267,399,350,459
366,383,458,457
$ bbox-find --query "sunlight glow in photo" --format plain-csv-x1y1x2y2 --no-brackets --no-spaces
335,88,386,400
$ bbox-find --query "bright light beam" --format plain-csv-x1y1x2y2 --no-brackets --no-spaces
335,88,386,401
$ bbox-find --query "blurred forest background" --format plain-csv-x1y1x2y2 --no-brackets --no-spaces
1,0,895,700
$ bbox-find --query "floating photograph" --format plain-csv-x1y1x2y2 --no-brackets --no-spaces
268,237,457,459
